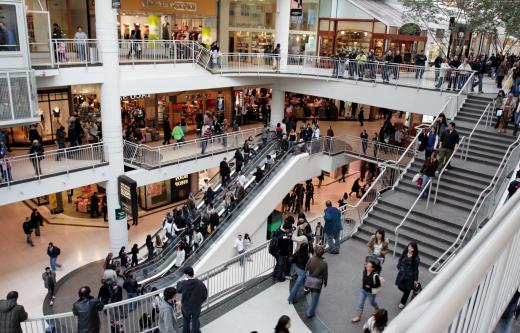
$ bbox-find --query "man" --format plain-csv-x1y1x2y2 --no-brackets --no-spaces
90,192,99,218
22,217,33,247
0,291,28,332
514,102,520,137
234,234,245,266
201,125,212,154
72,286,103,333
176,266,208,333
434,53,444,82
415,50,427,79
471,55,486,93
56,126,66,161
123,274,139,311
74,26,88,62
172,122,184,143
323,200,342,254
42,267,56,306
436,122,460,172
158,287,179,333
47,242,62,271
507,170,520,201
271,217,294,282
29,139,44,175
219,157,231,187
448,56,462,91
360,129,369,154
392,49,403,79
30,209,43,237
382,50,393,83
102,194,107,222
261,123,270,146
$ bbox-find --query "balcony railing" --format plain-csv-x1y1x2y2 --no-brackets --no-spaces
29,39,100,68
0,142,106,187
0,70,38,125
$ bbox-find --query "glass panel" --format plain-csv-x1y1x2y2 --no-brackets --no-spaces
0,4,20,51
290,1,319,32
229,0,276,30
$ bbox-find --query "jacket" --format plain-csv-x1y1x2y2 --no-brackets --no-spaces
367,236,389,258
362,270,381,293
123,277,139,294
421,158,438,177
176,278,208,314
72,296,103,333
323,206,342,234
395,252,420,291
0,299,27,333
305,256,328,289
42,271,56,289
172,126,184,141
158,299,178,333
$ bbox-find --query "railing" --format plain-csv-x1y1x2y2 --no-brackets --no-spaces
29,39,100,68
119,40,198,65
0,70,38,123
429,136,520,273
0,143,106,187
463,101,493,160
387,191,520,333
433,136,466,204
123,127,263,169
453,71,476,119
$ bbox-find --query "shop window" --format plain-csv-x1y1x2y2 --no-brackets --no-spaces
240,4,249,17
0,4,20,51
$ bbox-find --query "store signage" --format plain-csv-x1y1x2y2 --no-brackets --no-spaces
115,209,127,220
121,94,151,100
118,175,138,224
291,0,303,17
140,0,196,11
121,0,215,16
172,175,190,202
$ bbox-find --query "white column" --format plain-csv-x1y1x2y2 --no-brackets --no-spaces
95,1,128,253
270,87,285,127
275,0,290,56
219,0,230,53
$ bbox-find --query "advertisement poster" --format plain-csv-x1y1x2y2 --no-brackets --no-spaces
291,0,303,17
148,15,160,40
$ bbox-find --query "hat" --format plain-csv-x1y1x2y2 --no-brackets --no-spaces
183,266,194,277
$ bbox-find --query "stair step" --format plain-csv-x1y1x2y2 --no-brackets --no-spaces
395,187,474,211
414,157,494,179
402,173,484,195
407,164,490,186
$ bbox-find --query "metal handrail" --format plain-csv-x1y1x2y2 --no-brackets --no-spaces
393,178,433,257
452,72,476,119
464,101,492,160
433,136,466,204
429,136,520,273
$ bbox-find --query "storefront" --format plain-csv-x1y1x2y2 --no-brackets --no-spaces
233,87,272,125
117,0,217,44
138,173,198,210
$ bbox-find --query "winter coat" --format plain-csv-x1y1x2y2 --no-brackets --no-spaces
42,271,56,289
323,206,342,234
72,296,103,333
395,251,420,292
158,299,178,333
0,299,27,333
176,278,208,314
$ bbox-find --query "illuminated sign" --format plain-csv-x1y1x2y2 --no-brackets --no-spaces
118,175,138,224
140,0,197,11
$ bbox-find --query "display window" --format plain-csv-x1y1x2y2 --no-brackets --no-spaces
0,4,21,51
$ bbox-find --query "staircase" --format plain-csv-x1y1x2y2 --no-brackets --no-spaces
354,95,517,268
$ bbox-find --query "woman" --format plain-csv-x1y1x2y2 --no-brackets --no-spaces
104,252,113,270
130,244,139,267
203,187,215,205
424,127,439,160
274,315,291,333
349,177,363,198
288,242,310,304
118,247,128,268
499,94,514,134
288,129,297,149
366,228,389,266
496,60,508,88
338,192,348,206
304,245,328,318
314,221,324,245
363,308,388,333
495,90,506,129
396,242,420,309
435,113,447,138
351,260,382,323
172,244,185,269
243,233,252,262
145,235,154,261
155,235,164,254
419,152,439,197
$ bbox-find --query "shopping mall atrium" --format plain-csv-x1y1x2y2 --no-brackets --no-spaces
0,0,519,332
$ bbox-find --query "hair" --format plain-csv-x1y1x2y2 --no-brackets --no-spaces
6,291,18,300
366,260,377,272
163,287,177,300
274,315,291,332
45,266,51,271
244,233,251,240
407,242,419,258
449,121,456,128
285,215,295,225
325,200,332,207
373,308,388,330
78,286,91,298
375,228,386,242
314,245,325,258
298,212,306,220
48,242,53,246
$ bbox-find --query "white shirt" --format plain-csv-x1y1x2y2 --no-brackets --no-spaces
74,31,87,40
458,63,472,72
238,174,247,187
281,123,287,135
234,238,244,252
174,249,185,266
312,127,320,139
163,221,174,235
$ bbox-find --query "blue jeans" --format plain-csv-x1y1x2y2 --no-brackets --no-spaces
182,309,201,333
436,77,445,89
420,175,431,197
325,231,340,253
49,256,61,271
127,292,137,311
306,290,321,317
288,266,306,303
238,250,245,266
357,289,378,310
415,66,425,79
382,65,391,81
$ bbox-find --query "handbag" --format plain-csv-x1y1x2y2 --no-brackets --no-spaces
496,108,503,117
412,173,421,183
371,273,385,295
304,273,323,290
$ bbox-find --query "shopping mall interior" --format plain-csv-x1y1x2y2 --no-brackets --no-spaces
1,0,520,332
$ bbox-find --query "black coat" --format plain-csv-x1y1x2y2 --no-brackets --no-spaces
395,251,420,291
72,296,103,333
176,278,208,314
0,299,27,333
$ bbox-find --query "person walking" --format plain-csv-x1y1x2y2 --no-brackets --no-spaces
158,287,179,333
90,192,99,218
363,308,388,333
233,234,245,266
29,139,44,175
0,291,28,333
271,217,294,282
72,286,104,333
219,157,231,187
419,152,439,197
42,267,57,306
123,273,139,309
30,209,43,237
436,122,460,172
173,122,185,143
351,260,382,323
55,126,66,161
499,94,514,134
366,228,389,268
304,245,328,318
396,242,420,309
163,117,172,144
360,130,369,154
22,217,33,247
274,315,291,333
415,50,427,79
323,201,342,254
176,266,208,333
358,108,364,126
287,242,310,304
424,127,439,160
47,242,62,271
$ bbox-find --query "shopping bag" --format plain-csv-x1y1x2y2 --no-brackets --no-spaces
412,173,421,183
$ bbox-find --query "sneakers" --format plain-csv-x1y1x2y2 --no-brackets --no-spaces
399,303,405,309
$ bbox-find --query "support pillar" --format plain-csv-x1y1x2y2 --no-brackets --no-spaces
270,87,285,127
218,0,230,53
275,0,290,57
405,112,413,127
95,0,128,253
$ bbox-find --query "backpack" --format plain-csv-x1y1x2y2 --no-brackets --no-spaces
55,247,61,255
23,221,32,234
268,235,279,256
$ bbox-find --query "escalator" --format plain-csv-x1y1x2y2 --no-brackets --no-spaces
142,142,310,290
123,138,280,283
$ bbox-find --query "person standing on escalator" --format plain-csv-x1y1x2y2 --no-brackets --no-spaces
219,157,231,187
234,149,244,173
